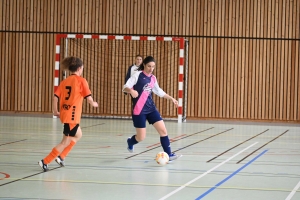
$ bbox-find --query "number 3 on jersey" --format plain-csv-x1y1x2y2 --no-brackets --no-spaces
65,86,72,100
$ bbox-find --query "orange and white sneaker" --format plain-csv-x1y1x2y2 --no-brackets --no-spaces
55,156,65,167
38,160,49,172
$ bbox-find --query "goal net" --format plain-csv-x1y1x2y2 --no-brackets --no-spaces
54,34,187,122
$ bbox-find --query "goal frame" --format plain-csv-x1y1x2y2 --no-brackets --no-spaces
54,34,186,123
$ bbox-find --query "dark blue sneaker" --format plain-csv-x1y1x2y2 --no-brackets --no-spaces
168,153,182,163
127,137,134,153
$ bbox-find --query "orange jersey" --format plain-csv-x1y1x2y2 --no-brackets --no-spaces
54,74,91,124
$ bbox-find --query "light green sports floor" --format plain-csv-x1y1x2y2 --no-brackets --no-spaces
0,115,299,200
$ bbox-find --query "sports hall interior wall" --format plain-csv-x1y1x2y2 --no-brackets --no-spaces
0,0,299,122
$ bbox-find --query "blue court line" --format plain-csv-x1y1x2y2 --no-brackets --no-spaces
195,149,268,200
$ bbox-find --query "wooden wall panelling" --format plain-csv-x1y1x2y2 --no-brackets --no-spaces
172,0,177,36
243,0,250,118
81,0,86,32
33,33,38,112
248,0,256,119
201,0,206,117
283,37,288,121
4,33,9,110
203,1,211,117
10,32,14,111
4,0,9,30
230,1,238,118
296,41,300,120
7,33,14,110
57,0,62,31
28,32,34,112
105,40,111,115
262,0,268,119
49,35,55,112
275,0,281,117
233,0,238,119
112,39,117,115
212,39,217,118
113,39,120,115
0,0,3,30
7,33,12,110
0,33,3,110
218,0,224,118
66,0,71,32
269,0,275,119
138,0,144,35
258,0,263,120
90,0,96,33
224,0,229,118
84,0,90,33
289,1,295,120
101,0,107,33
126,0,132,34
253,39,258,120
288,0,294,121
61,0,67,32
208,0,213,117
35,2,40,109
28,1,34,111
290,41,296,120
112,0,117,34
23,32,28,112
237,0,243,118
43,34,49,112
151,0,156,35
116,0,122,34
186,1,195,116
192,38,199,118
37,34,43,112
91,39,97,115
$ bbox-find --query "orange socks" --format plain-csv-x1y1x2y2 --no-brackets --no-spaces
44,147,60,164
59,141,76,160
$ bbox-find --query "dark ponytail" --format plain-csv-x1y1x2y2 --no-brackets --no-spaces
137,56,155,71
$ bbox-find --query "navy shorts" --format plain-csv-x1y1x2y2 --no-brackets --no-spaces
132,110,163,128
63,124,79,137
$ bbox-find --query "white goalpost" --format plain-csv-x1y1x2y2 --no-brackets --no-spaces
54,34,187,123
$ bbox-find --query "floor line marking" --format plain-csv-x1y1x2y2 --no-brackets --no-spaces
0,139,27,146
158,142,258,200
285,180,300,200
237,130,288,164
146,134,187,148
125,127,214,159
81,123,105,129
172,128,234,153
196,149,268,199
0,166,61,187
207,129,269,162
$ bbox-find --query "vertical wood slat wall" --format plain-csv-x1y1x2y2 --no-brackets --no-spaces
0,0,299,122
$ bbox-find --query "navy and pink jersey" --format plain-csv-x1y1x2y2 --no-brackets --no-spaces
123,71,166,115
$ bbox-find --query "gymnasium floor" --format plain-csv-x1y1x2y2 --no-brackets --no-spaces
0,115,299,200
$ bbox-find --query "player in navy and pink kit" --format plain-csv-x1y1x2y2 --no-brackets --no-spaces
123,56,181,162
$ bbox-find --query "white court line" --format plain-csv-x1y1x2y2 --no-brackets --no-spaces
285,180,300,200
159,142,258,200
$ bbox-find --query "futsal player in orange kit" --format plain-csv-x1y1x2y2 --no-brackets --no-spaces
38,56,98,172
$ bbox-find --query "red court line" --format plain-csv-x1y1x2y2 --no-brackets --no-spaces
146,134,187,148
0,172,10,180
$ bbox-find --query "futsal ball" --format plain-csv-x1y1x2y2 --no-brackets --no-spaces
155,152,169,166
